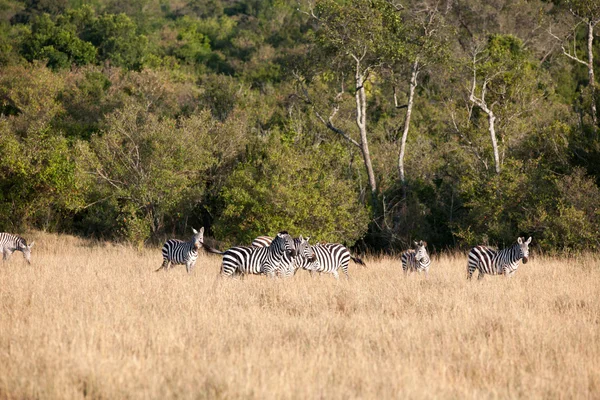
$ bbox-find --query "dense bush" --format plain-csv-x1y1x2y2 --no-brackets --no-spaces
0,0,599,253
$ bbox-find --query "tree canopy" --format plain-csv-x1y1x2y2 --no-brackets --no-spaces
0,0,599,253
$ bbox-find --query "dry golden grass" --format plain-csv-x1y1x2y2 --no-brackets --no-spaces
1,231,599,399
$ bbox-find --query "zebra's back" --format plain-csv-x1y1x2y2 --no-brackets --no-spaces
0,233,26,249
251,236,273,247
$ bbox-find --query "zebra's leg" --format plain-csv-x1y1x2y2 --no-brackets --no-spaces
185,261,191,274
467,264,475,280
332,270,339,280
3,249,13,262
342,265,350,280
155,258,169,272
477,270,485,280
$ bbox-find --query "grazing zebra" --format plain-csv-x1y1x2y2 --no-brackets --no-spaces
296,243,366,280
251,236,273,247
467,236,532,280
213,231,297,278
0,233,35,264
156,227,204,274
401,240,431,277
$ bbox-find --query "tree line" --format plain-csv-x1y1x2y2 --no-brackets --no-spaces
0,0,599,253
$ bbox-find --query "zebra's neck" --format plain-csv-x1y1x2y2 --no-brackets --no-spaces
496,244,522,264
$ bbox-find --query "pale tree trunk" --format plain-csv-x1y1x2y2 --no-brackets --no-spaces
588,21,598,130
487,112,500,174
354,64,377,198
469,62,501,174
398,58,420,185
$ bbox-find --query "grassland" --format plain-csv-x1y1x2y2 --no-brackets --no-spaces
0,231,599,399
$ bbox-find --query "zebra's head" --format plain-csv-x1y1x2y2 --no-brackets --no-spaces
517,236,532,263
21,241,34,264
413,240,428,262
275,231,297,257
296,236,316,263
191,227,204,250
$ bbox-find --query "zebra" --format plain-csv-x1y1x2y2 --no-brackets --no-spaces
295,242,366,280
401,240,431,277
467,236,532,280
0,233,35,264
206,231,297,278
249,235,318,278
278,236,317,278
155,227,204,274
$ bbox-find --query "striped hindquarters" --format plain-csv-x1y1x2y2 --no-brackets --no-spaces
401,249,418,272
301,243,352,279
221,246,267,277
467,245,498,278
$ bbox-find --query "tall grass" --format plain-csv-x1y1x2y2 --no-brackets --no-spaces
0,232,598,399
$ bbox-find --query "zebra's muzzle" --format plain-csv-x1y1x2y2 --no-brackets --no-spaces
522,257,529,264
288,249,297,257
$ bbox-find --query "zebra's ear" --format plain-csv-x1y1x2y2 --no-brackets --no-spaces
306,236,310,243
299,235,304,241
526,237,532,245
422,241,427,247
192,228,198,234
517,237,523,244
413,241,418,247
29,241,35,248
199,227,204,235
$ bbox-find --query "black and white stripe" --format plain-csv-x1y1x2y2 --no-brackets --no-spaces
401,240,431,276
0,233,35,264
248,235,316,278
296,243,365,279
467,236,532,279
251,236,273,247
156,227,204,273
220,231,297,278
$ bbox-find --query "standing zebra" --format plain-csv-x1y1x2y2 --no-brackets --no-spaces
401,240,431,277
211,231,297,278
296,242,365,280
467,236,532,280
156,227,204,274
0,233,35,264
249,234,316,278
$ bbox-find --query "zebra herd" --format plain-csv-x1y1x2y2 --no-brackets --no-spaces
156,228,533,280
0,230,533,280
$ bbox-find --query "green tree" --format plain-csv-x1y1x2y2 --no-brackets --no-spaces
80,104,217,244
21,13,96,69
213,133,369,247
0,121,85,231
83,12,148,70
298,0,406,203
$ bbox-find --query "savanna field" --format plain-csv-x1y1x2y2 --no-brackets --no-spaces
1,232,599,399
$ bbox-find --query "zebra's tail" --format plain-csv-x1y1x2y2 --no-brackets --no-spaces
350,255,366,267
202,242,224,255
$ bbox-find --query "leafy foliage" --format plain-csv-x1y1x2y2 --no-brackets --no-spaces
0,0,599,252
